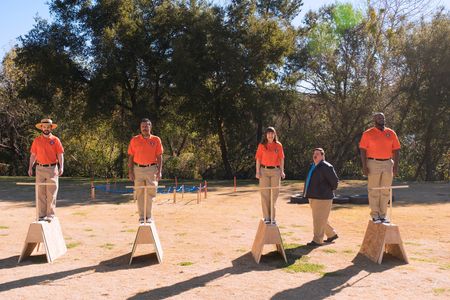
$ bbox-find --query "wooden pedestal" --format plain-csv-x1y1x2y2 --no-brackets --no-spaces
251,219,287,264
129,222,163,265
18,217,67,263
359,220,408,264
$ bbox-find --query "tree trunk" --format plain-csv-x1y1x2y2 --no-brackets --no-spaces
216,117,233,178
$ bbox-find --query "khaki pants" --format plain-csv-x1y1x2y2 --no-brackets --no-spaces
36,165,59,218
367,159,393,218
134,165,158,219
309,198,337,244
259,167,280,220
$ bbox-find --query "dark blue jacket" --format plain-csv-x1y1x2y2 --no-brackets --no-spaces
304,160,339,200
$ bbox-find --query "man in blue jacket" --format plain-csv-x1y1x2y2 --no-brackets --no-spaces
303,148,339,247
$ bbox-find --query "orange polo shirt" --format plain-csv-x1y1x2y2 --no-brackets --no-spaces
128,134,163,165
30,134,64,164
359,127,401,159
255,142,284,166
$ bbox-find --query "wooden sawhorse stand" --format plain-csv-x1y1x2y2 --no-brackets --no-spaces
359,185,409,264
127,185,163,264
251,186,287,264
17,182,67,263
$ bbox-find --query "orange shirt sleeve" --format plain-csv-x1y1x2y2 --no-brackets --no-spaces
55,138,64,154
359,132,369,150
255,144,263,161
392,131,401,150
156,137,163,156
127,138,134,156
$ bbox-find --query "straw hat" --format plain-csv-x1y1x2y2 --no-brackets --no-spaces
35,118,58,130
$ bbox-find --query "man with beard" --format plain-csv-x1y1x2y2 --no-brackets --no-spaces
359,113,401,224
128,118,163,223
28,119,64,222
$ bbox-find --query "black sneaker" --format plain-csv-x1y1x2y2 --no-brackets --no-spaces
306,241,321,247
139,218,144,224
324,235,339,243
380,217,390,224
372,217,382,224
263,218,271,224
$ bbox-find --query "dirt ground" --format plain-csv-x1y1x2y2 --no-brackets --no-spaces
0,178,449,300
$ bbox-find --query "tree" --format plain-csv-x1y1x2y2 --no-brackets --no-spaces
399,11,450,180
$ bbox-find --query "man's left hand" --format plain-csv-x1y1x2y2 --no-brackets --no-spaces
58,168,64,176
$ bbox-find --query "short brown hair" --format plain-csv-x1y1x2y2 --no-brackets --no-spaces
313,148,325,155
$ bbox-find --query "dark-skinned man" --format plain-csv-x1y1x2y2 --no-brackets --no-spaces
359,113,400,224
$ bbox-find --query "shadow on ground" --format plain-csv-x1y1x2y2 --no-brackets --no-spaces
128,249,300,299
271,254,405,300
0,253,158,293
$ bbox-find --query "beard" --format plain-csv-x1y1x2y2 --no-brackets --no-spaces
43,130,51,135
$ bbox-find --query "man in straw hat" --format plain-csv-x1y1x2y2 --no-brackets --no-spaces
28,118,64,222
128,118,163,224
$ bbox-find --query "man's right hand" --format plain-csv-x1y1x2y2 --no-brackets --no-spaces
129,172,135,181
362,166,369,176
255,171,260,179
28,168,33,177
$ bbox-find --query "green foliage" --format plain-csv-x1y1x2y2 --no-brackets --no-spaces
284,255,325,273
332,3,363,34
66,242,81,249
0,1,448,181
100,243,115,250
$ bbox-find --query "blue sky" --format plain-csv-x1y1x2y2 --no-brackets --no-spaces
1,0,448,60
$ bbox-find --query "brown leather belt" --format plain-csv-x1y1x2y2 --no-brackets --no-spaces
134,163,157,167
261,165,279,169
36,163,58,167
367,157,390,161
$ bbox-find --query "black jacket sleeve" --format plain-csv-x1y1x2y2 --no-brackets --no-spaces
323,164,339,190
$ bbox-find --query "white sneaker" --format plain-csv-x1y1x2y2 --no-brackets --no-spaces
372,217,382,224
380,217,390,224
44,215,54,222
146,218,153,223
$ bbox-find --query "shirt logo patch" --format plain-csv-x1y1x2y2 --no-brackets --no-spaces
50,140,55,145
149,141,156,146
386,133,391,138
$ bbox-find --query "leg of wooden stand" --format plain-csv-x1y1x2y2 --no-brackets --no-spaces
360,221,408,264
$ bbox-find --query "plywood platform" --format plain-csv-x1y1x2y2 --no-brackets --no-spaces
251,219,287,264
359,220,408,264
129,222,163,265
18,217,67,263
